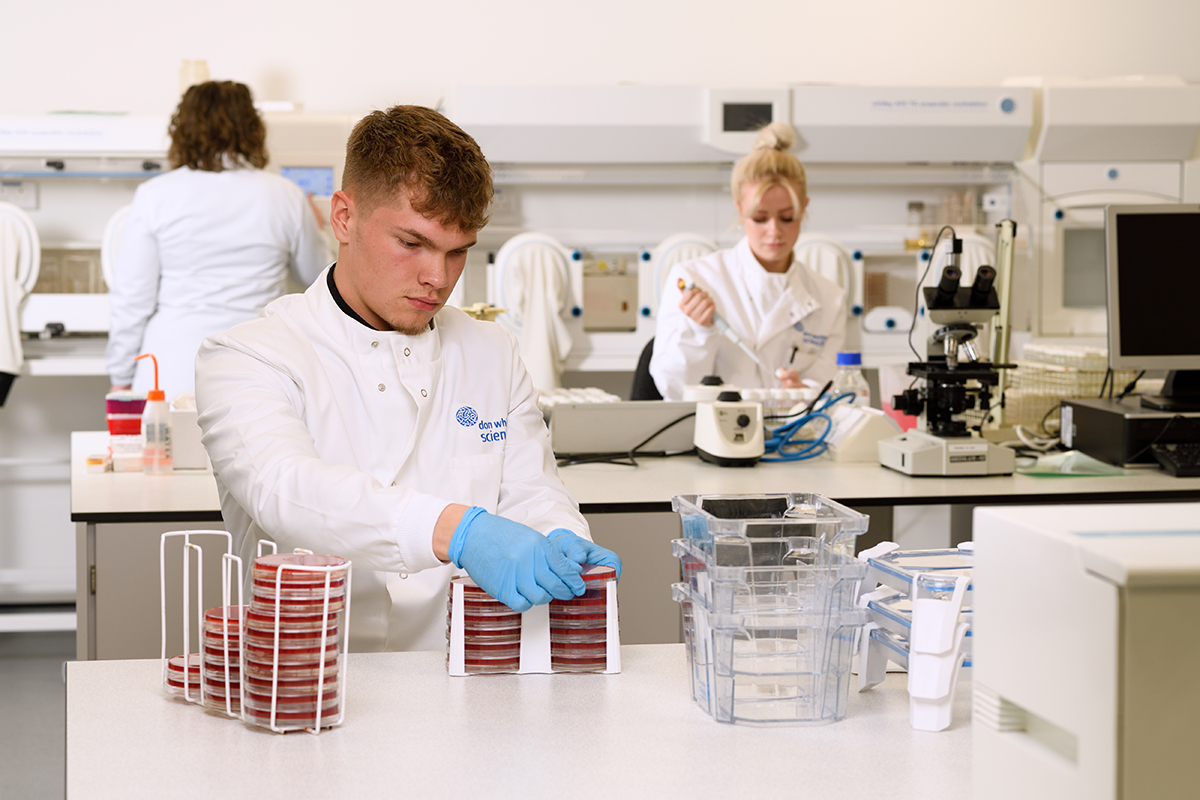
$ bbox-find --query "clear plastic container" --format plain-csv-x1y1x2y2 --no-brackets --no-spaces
670,493,869,725
831,352,870,408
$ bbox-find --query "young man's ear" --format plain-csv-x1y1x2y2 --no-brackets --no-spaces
329,190,355,246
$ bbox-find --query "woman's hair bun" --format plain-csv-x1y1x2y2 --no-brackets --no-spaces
753,121,796,152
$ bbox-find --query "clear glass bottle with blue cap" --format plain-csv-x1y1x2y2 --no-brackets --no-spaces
832,351,871,407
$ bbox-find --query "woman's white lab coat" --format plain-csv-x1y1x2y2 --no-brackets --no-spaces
194,268,589,652
106,167,332,398
649,237,847,400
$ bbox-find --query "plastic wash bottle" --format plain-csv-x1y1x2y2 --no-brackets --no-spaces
135,353,172,475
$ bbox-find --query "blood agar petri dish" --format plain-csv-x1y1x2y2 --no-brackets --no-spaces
245,608,339,630
243,626,339,647
249,594,345,613
243,703,341,727
253,553,347,582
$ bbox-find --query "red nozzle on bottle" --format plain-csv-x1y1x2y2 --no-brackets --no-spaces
134,353,165,401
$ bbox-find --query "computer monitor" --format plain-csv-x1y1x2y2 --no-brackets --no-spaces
1105,203,1200,410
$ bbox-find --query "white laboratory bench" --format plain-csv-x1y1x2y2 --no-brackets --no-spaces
65,644,971,799
71,430,1200,659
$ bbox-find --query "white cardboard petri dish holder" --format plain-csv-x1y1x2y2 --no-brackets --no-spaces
159,534,351,735
447,566,621,676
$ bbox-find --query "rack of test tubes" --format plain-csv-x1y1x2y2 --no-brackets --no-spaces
446,565,620,675
160,532,352,734
855,541,973,732
670,493,870,725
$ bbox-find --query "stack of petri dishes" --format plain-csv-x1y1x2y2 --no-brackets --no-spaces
164,652,203,699
549,565,616,672
200,604,245,714
446,576,523,674
244,553,346,731
105,391,146,472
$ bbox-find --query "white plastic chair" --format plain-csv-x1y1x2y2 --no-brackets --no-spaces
489,232,576,392
640,232,718,317
100,204,132,290
1,201,41,295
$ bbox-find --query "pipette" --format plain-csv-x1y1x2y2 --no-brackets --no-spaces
677,278,769,373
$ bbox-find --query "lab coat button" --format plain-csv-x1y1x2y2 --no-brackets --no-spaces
420,389,428,397
371,341,379,349
404,347,411,357
378,383,386,392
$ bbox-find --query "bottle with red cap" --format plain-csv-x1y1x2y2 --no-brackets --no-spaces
135,353,173,475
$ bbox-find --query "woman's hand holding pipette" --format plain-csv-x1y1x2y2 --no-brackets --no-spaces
678,283,716,327
775,367,803,389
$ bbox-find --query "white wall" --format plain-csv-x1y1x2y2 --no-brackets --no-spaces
5,0,1200,115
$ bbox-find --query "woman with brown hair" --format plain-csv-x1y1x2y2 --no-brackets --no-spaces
106,80,332,398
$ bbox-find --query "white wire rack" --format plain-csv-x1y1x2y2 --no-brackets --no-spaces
158,533,351,735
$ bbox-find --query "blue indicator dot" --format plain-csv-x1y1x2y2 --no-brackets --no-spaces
851,305,863,316
640,307,651,317
921,251,931,261
885,318,896,329
1055,209,1064,220
1107,168,1119,180
571,251,582,261
999,97,1015,114
571,306,582,317
852,250,863,261
639,251,651,262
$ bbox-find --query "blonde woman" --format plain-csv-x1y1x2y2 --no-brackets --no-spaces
649,122,846,401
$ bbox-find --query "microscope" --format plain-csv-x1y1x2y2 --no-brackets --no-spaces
877,236,1017,476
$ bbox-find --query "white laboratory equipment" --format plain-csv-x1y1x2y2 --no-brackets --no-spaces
692,391,765,467
1010,75,1200,337
856,542,974,732
973,503,1200,800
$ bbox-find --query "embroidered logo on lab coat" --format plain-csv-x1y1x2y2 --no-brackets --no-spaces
457,406,507,442
793,320,829,349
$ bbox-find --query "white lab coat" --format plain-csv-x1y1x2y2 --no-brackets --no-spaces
649,237,847,400
106,167,332,398
194,267,590,652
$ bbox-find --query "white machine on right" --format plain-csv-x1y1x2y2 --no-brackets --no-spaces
973,503,1200,800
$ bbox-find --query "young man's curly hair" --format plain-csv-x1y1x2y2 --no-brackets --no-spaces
342,105,492,232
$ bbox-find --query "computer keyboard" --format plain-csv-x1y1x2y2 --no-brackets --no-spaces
1149,442,1200,477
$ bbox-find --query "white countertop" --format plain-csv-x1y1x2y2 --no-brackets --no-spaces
72,429,1200,519
71,431,221,520
557,453,1200,508
66,644,971,799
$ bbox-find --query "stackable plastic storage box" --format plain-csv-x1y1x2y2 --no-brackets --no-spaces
671,493,869,725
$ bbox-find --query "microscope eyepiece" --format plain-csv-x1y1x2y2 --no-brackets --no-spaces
934,266,961,307
970,265,997,306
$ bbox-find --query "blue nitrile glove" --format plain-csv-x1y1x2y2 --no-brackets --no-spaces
448,507,586,612
547,529,623,580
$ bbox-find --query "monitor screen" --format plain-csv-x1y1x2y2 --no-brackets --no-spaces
280,166,335,197
1106,204,1200,371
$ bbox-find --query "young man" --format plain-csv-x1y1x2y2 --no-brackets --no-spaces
195,106,619,652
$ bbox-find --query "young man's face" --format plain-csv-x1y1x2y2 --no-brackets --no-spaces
330,188,477,334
